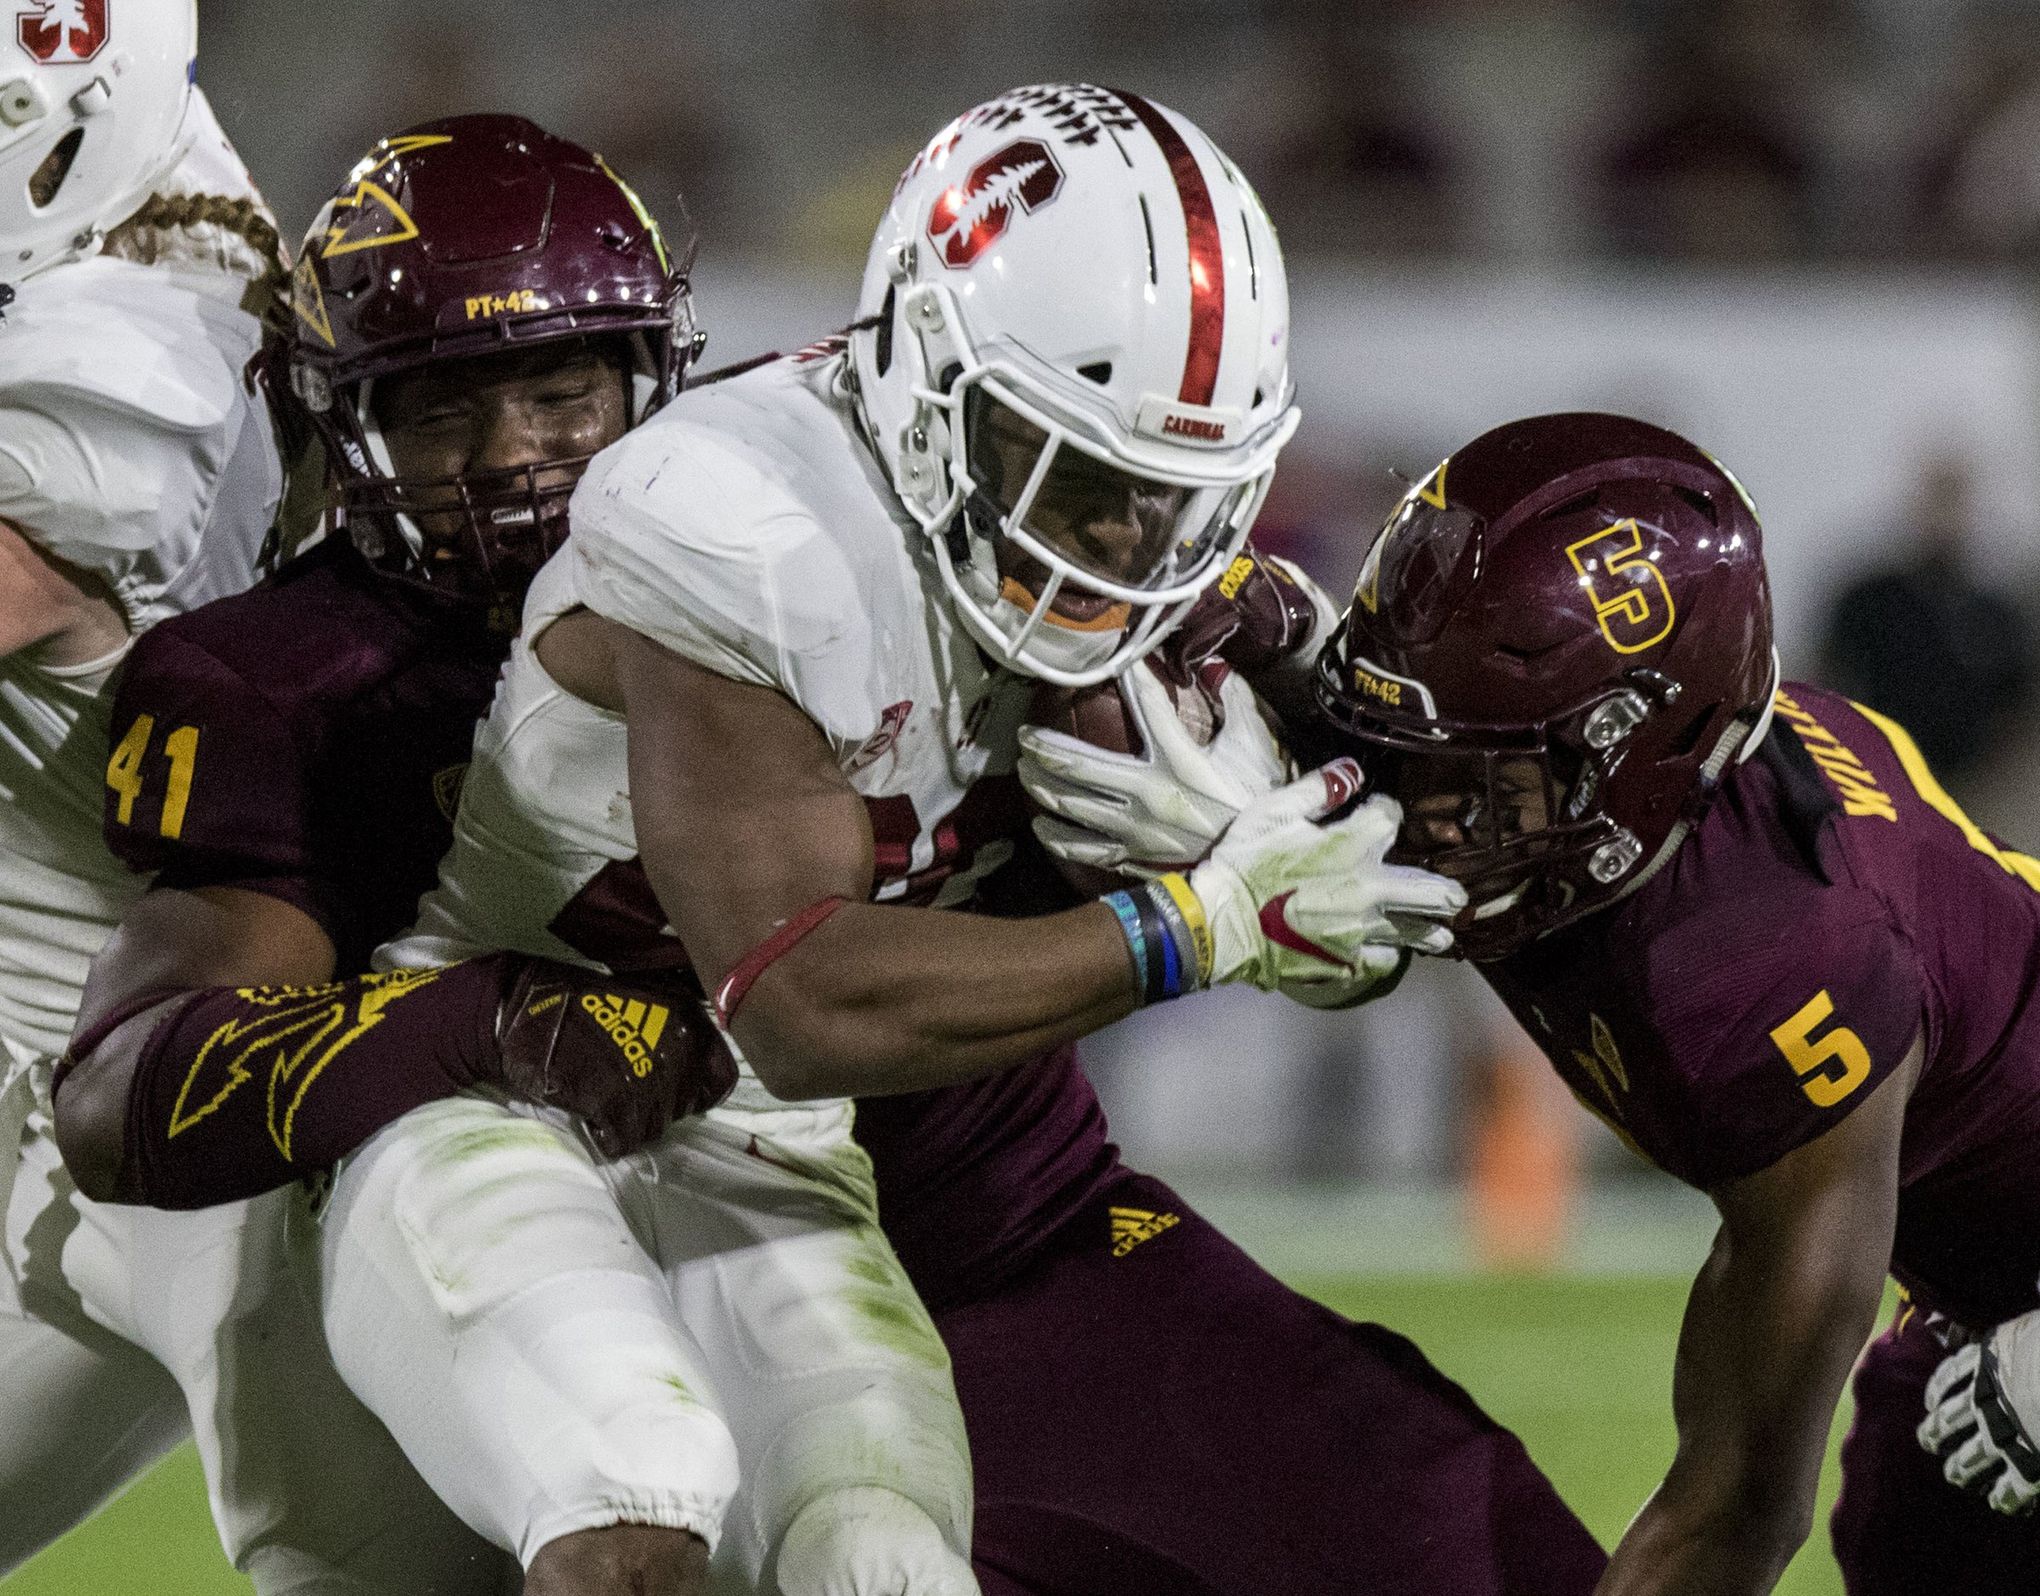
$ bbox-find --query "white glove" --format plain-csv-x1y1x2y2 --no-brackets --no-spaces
1919,1309,2040,1515
1019,662,1291,880
1178,758,1467,1001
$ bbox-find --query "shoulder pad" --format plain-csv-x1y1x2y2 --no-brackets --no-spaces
571,387,880,690
0,259,271,580
106,621,312,880
0,259,256,435
1642,888,1922,1186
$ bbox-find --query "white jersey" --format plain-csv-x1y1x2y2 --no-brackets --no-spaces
368,349,986,1583
572,346,1038,901
388,348,1036,1107
0,257,279,1060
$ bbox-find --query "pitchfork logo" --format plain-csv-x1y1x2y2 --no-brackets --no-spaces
926,139,1063,269
16,0,107,64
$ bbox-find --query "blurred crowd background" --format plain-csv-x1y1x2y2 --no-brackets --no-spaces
195,0,2040,1260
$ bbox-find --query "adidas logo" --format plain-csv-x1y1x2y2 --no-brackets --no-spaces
580,994,670,1078
1109,1205,1180,1258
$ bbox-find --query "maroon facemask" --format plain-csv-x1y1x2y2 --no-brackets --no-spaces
273,114,703,613
1314,412,1777,959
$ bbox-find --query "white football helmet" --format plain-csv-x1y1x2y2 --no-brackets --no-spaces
851,84,1301,686
1,0,200,280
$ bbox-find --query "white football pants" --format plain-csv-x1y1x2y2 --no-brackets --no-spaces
319,1094,978,1594
0,1094,514,1595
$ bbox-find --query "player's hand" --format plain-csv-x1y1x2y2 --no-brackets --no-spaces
1185,758,1467,1002
1170,547,1335,677
492,960,737,1158
1019,662,1291,879
1919,1310,2040,1515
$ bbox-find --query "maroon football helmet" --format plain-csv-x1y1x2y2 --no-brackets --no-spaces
274,114,703,608
1315,413,1777,959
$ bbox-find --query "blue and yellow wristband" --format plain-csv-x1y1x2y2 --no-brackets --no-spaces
1102,873,1213,1004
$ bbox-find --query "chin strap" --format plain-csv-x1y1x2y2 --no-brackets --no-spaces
1607,669,1781,912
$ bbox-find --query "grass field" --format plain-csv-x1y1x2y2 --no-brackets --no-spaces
1,1272,1865,1594
1310,1275,1862,1596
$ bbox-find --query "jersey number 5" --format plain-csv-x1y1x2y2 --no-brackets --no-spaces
107,713,200,840
1769,989,1872,1108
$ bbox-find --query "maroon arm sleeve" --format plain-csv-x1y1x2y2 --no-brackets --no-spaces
64,956,737,1210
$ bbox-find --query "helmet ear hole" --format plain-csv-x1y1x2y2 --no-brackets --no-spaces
1077,361,1113,385
28,127,82,210
874,285,896,379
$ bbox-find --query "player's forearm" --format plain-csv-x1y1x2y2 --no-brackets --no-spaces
1607,1299,1828,1593
1595,1485,1805,1596
731,900,1141,1099
61,952,735,1207
1598,1195,1890,1595
1595,1409,1819,1594
59,885,344,1198
58,959,510,1207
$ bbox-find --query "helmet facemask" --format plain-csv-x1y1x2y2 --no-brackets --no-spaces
1318,628,1779,960
314,332,644,621
1318,641,1656,958
884,282,1277,686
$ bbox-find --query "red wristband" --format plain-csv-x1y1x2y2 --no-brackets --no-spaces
712,897,851,1030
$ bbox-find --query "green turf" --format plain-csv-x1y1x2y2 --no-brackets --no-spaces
2,1273,1870,1593
1305,1274,1869,1596
0,1445,248,1596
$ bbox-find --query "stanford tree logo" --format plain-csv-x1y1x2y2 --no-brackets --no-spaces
17,0,107,64
926,139,1063,269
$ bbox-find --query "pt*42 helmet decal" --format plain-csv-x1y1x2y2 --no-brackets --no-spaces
926,139,1063,269
16,0,106,64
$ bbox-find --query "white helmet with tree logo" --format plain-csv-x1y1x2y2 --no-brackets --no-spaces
851,84,1300,686
1,0,200,279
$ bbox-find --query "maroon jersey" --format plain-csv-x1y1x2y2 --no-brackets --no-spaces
103,539,510,977
854,1045,1118,1314
1488,680,2040,1327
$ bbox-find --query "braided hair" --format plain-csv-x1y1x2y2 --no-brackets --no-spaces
103,190,284,290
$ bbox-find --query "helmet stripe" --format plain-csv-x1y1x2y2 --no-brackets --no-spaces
1113,89,1225,407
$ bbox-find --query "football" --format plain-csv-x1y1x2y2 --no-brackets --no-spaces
1022,678,1148,895
1025,677,1147,758
1022,668,1232,895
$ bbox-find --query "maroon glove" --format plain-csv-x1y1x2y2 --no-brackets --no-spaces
1149,545,1333,740
496,963,736,1158
1172,545,1329,678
